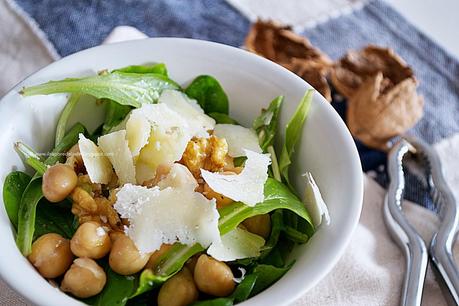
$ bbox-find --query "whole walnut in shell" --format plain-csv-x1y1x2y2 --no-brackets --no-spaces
347,72,424,150
245,20,333,101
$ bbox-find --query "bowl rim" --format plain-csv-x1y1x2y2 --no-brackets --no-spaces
0,37,363,306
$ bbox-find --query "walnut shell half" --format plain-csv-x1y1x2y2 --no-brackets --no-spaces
347,72,424,150
331,45,413,99
245,20,333,101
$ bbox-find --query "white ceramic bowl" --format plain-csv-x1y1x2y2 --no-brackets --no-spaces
0,38,363,306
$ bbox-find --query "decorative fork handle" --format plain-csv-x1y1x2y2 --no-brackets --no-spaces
383,140,428,306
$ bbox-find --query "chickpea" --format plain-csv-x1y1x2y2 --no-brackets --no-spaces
70,222,111,259
109,234,150,275
194,254,235,297
28,233,73,278
61,258,106,298
158,267,198,306
242,214,271,239
42,164,78,202
146,244,172,270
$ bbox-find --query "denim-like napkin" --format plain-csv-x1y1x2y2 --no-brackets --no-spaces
12,0,459,209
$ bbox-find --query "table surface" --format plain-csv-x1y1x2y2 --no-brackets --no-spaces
384,0,459,59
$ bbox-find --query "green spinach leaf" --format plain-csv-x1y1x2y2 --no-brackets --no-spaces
34,199,77,240
20,71,180,108
192,298,233,306
3,171,31,228
278,90,313,186
208,112,239,125
185,75,229,114
250,264,292,296
232,274,258,303
114,63,168,76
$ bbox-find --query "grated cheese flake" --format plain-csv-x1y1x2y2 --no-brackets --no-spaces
98,130,136,185
114,184,220,253
78,134,112,184
213,124,262,157
201,149,271,206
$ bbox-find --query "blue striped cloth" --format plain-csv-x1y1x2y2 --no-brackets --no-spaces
13,0,459,210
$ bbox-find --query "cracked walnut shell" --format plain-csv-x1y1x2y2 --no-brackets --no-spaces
347,72,424,150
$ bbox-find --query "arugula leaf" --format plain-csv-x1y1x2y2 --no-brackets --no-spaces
260,210,283,258
55,94,81,146
185,75,229,114
3,171,31,228
14,142,47,175
218,178,313,236
279,90,313,186
208,112,239,125
34,200,77,240
102,100,132,134
20,71,180,108
232,274,258,303
85,266,136,306
250,264,292,296
253,96,283,152
15,123,85,255
114,63,168,76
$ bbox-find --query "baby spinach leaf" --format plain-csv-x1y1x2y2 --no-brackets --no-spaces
20,71,180,108
260,210,283,258
208,112,239,125
34,199,77,240
250,264,293,296
114,63,168,76
279,90,313,186
3,171,31,228
55,94,81,146
85,266,136,306
102,100,132,134
15,123,85,255
185,75,229,114
16,178,43,255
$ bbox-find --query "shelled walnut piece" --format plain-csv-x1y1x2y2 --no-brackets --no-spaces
245,20,333,101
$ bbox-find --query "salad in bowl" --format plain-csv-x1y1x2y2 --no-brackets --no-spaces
4,61,329,306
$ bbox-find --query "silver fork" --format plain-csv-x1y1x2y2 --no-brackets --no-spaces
383,137,459,306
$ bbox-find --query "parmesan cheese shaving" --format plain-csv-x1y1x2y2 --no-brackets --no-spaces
159,90,215,137
78,134,112,184
303,172,330,227
157,163,198,191
126,110,151,158
98,130,136,185
207,227,265,261
201,150,271,206
114,184,220,253
213,124,262,157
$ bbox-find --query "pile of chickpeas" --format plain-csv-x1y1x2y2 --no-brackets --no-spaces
29,148,271,306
